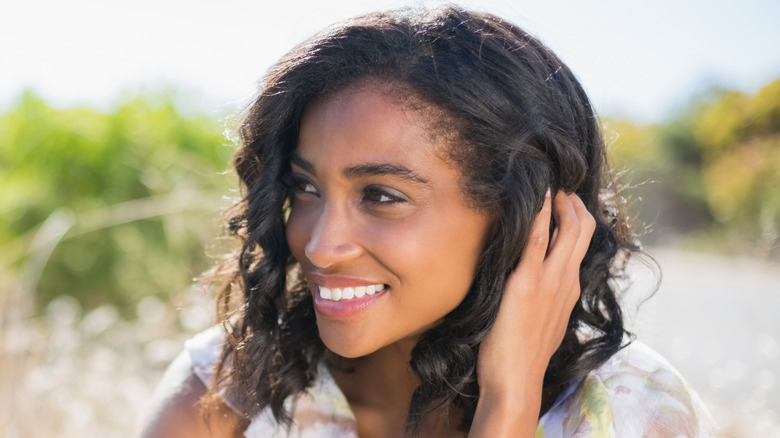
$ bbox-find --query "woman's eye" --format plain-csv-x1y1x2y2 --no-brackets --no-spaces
292,176,318,195
363,185,403,204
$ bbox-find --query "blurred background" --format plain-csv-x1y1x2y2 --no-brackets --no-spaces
1,0,778,436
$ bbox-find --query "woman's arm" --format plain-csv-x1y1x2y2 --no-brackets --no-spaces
469,191,596,437
138,349,242,438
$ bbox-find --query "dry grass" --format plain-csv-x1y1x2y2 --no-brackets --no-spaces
3,249,780,437
0,292,211,438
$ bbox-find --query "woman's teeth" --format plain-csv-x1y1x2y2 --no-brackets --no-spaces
319,284,385,301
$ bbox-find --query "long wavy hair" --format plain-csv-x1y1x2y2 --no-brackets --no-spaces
208,5,637,436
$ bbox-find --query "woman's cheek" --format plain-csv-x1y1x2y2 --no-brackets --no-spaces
285,207,312,262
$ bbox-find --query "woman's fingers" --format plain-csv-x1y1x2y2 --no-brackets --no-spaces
506,191,594,292
569,193,596,263
546,192,595,311
504,191,595,342
507,189,552,287
546,192,587,269
523,189,553,266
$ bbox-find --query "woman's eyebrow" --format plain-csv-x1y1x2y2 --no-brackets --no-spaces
291,152,428,185
290,153,316,174
344,163,429,185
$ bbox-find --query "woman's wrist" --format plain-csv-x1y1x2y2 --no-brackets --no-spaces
469,374,542,438
469,389,542,437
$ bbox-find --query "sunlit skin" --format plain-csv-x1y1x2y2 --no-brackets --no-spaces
138,83,595,438
285,85,492,360
283,85,596,438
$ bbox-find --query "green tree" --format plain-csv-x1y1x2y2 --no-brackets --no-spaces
1,91,234,314
605,79,780,257
692,80,780,255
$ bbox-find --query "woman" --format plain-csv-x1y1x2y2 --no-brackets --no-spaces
141,6,714,437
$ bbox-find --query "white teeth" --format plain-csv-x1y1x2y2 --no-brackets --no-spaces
318,284,386,301
366,284,385,295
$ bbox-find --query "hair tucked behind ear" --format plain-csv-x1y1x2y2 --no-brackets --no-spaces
207,6,638,436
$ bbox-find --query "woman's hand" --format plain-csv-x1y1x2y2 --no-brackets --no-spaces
469,191,596,437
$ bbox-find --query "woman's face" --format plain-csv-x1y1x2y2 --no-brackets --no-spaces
285,86,492,359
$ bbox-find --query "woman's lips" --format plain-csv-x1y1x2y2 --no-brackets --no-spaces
310,282,388,320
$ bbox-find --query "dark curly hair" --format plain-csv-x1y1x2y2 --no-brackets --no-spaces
208,5,637,436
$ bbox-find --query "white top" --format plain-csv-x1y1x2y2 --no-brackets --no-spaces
185,325,717,437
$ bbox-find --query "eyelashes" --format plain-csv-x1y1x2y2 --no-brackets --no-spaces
293,175,318,195
362,185,405,204
284,174,317,196
280,173,316,195
287,174,407,206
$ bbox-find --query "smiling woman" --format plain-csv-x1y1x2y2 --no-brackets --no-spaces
139,6,715,438
286,85,492,360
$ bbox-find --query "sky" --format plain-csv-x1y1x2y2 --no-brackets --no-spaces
2,0,779,122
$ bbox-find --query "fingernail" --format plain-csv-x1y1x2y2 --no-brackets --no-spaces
545,188,551,198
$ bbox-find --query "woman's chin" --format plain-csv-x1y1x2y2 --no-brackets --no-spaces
317,325,376,359
322,339,373,359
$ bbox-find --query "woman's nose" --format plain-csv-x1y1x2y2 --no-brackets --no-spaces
304,206,362,269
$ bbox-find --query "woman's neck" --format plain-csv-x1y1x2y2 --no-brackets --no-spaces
331,338,419,412
328,338,466,438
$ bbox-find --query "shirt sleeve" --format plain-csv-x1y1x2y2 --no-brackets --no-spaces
537,342,718,438
183,325,246,415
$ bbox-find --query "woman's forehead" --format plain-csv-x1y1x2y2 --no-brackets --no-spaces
297,81,461,159
292,89,461,182
298,84,451,148
296,88,443,166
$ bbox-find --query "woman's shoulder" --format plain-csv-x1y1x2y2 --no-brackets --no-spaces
148,325,358,438
137,326,243,438
184,325,230,390
538,341,717,437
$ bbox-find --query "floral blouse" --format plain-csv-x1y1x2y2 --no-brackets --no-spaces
186,326,716,437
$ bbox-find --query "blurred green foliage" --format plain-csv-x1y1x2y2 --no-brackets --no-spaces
1,91,234,314
1,80,778,315
606,79,780,257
